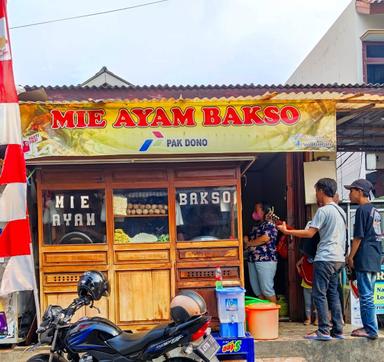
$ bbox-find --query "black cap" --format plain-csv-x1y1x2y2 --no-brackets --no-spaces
344,179,373,194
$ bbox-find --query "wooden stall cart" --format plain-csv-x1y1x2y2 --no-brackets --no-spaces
36,162,244,331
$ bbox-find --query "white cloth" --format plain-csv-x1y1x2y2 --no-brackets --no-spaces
0,252,35,296
0,103,22,145
0,183,26,222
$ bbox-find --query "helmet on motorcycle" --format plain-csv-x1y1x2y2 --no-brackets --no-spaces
77,271,110,301
170,290,207,323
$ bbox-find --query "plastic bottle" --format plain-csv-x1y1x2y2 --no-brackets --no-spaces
215,266,223,290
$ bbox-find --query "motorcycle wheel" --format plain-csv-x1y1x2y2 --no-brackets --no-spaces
26,353,68,362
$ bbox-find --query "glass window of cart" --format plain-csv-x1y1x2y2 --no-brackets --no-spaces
176,186,237,241
113,189,169,243
42,190,106,244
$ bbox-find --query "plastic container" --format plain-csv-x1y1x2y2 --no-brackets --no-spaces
216,287,245,337
219,322,246,338
245,303,280,340
245,296,270,306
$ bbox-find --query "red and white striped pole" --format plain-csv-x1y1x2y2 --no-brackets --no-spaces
0,0,39,323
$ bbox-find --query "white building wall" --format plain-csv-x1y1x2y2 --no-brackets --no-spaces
287,1,384,85
287,2,384,201
287,1,359,85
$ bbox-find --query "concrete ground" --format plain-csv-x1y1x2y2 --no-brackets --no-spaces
255,322,384,362
1,323,383,362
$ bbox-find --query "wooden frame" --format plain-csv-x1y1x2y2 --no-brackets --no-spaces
362,41,384,83
36,162,244,331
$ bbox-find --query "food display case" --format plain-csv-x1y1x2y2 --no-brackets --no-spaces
37,162,243,331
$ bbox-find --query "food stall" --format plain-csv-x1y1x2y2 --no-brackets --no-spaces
20,96,336,330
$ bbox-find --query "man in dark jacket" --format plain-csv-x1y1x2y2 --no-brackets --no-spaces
345,179,383,339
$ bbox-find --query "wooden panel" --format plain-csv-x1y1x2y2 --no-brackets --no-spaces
177,280,241,289
116,269,170,323
40,169,105,185
114,243,170,251
41,244,108,252
43,251,107,265
44,272,81,286
111,169,168,183
114,263,171,271
44,292,85,321
178,248,238,261
42,265,109,273
85,297,109,319
44,292,108,320
174,167,236,181
115,250,169,263
178,267,239,281
177,241,238,249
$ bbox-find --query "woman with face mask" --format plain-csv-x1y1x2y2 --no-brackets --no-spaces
244,202,278,303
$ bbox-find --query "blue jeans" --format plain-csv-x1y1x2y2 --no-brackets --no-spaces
247,261,277,297
303,287,314,320
312,261,344,335
356,271,378,337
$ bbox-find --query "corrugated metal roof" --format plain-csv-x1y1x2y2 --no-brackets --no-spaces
22,83,384,102
24,83,384,91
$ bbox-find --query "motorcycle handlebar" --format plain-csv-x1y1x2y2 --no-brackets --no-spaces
63,296,92,321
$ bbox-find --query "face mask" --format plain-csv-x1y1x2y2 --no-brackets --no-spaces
252,211,263,221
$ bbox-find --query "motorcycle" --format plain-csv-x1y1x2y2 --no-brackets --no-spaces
27,273,219,362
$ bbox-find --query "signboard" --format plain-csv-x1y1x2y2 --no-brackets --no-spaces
20,99,336,159
351,265,384,327
374,267,384,313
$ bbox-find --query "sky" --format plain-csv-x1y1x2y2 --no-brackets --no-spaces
7,0,351,86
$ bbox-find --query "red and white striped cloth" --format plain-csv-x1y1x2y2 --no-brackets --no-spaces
0,0,35,295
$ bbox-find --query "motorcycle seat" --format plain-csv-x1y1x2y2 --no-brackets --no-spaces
107,323,169,355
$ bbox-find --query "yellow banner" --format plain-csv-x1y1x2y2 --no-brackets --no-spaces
20,99,336,159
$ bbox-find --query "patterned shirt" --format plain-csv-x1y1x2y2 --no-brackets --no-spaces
247,221,278,262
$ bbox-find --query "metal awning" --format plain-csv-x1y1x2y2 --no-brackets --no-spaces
337,103,384,152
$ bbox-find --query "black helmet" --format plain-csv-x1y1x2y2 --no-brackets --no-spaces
77,271,109,301
170,290,207,323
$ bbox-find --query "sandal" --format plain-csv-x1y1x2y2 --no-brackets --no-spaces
331,332,345,340
304,330,332,341
351,327,365,334
351,328,377,339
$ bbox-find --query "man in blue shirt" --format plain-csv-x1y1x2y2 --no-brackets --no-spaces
345,179,382,339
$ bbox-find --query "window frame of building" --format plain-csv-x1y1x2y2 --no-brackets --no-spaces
363,41,384,84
